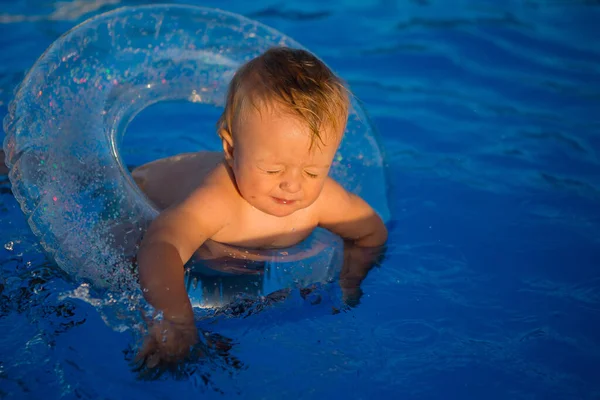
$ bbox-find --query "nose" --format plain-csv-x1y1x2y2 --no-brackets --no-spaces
279,171,301,193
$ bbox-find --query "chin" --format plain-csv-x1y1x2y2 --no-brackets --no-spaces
274,210,298,217
263,205,300,218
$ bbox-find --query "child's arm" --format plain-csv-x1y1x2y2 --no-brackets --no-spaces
317,179,388,306
317,178,388,247
136,187,229,365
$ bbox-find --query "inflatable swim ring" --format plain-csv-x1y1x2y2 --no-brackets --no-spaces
2,5,389,307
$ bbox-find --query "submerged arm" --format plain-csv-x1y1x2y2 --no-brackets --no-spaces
317,179,388,305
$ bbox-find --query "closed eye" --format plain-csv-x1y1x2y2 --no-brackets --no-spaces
266,170,281,175
305,171,319,179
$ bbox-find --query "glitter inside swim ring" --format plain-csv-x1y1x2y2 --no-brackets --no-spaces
2,4,390,306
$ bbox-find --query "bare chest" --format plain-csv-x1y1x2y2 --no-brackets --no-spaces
212,206,319,248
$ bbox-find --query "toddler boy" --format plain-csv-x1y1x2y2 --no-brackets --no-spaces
133,47,388,367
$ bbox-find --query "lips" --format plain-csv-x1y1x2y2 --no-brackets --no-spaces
272,196,297,205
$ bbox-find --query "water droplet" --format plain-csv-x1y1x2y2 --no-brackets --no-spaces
4,241,14,251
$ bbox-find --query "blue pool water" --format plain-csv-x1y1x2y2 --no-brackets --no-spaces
1,0,600,399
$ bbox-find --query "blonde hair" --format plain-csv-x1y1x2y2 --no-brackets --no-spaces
217,47,350,148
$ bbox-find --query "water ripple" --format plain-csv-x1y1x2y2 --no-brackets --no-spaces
395,13,529,31
0,0,121,23
521,277,600,311
373,319,440,351
248,6,332,21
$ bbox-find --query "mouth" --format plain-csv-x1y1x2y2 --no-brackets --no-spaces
272,196,297,205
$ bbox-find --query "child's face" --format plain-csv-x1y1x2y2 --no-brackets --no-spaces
229,104,341,218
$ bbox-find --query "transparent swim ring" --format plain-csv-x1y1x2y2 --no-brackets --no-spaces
2,4,390,306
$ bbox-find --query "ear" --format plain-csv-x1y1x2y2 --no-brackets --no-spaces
219,128,235,166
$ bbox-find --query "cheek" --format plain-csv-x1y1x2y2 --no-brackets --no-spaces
233,163,252,193
304,180,325,200
235,168,273,196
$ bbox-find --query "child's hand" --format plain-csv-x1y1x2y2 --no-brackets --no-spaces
339,242,385,307
135,316,199,369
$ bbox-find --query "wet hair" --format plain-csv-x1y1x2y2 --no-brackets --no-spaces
217,46,350,148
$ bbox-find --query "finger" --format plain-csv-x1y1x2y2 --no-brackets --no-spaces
146,352,161,369
134,336,156,363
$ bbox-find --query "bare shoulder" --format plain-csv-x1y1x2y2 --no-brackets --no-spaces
143,162,240,261
184,162,239,214
316,177,354,212
133,151,225,210
314,177,387,246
